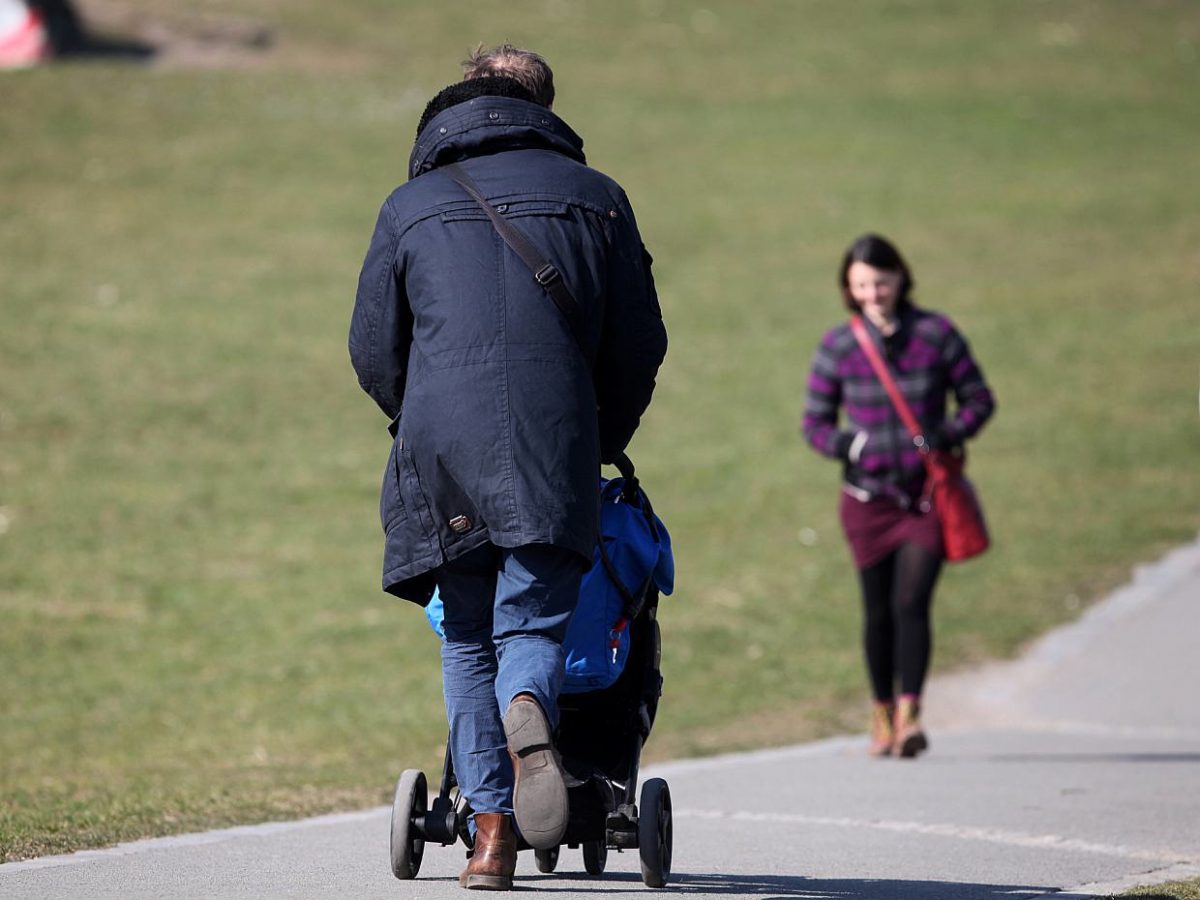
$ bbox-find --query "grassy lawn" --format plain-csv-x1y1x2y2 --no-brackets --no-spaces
2,0,1198,861
1112,878,1200,899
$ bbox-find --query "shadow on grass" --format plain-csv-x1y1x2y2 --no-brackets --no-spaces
38,0,278,65
527,870,1050,898
33,0,155,61
57,36,156,62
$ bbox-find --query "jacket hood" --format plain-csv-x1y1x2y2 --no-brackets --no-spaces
408,96,586,180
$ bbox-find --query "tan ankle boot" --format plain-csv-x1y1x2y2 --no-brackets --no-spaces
868,701,895,757
459,813,516,890
892,696,929,759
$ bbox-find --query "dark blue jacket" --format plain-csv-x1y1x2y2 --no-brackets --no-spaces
349,96,667,604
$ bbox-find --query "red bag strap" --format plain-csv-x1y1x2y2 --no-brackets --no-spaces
848,315,925,443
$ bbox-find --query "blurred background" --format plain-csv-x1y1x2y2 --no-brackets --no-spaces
2,0,1198,863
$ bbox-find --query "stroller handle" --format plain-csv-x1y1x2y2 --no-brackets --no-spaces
611,452,640,503
613,452,636,482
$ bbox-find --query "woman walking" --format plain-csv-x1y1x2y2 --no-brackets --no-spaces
802,234,995,758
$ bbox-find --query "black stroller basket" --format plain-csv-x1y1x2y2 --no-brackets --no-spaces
388,453,674,887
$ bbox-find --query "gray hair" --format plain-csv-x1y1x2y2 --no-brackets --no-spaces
462,43,555,109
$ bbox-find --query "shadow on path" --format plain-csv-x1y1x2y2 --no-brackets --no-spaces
524,871,1051,899
984,752,1200,765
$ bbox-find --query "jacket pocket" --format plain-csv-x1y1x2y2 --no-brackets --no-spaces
380,441,405,532
391,447,439,559
439,200,571,223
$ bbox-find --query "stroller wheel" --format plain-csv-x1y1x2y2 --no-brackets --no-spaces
637,778,672,888
534,846,559,873
389,769,427,879
582,838,607,875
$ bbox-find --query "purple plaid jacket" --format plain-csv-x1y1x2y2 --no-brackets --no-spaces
802,305,995,505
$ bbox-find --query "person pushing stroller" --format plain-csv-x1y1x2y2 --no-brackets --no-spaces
349,44,667,890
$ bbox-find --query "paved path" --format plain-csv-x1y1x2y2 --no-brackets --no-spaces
3,539,1198,899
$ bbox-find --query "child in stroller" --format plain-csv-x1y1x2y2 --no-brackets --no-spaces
388,455,676,888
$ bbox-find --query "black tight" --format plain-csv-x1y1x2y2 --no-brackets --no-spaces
858,542,943,701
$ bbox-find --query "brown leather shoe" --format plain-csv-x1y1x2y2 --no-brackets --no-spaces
459,813,516,890
893,695,929,759
503,693,569,850
868,701,895,757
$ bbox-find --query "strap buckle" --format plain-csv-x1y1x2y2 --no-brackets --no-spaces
534,263,561,287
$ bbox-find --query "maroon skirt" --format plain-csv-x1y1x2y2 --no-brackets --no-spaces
839,487,944,570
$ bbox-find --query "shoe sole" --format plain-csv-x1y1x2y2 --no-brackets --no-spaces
503,700,569,850
463,874,513,890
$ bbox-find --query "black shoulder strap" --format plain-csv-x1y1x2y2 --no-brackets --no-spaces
442,163,589,358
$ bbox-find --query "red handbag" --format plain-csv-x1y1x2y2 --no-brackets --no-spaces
849,315,990,562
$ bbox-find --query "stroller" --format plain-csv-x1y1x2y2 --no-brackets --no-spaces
388,455,676,887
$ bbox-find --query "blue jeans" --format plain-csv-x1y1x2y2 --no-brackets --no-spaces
437,542,582,816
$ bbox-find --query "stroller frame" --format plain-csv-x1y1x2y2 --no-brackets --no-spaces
389,458,673,888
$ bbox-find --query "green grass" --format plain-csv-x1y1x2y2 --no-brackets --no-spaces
1112,878,1200,899
3,0,1199,861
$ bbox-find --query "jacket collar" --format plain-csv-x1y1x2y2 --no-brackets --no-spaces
408,96,586,180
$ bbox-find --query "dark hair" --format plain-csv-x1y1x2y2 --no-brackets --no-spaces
416,75,537,139
462,43,555,109
837,233,915,313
